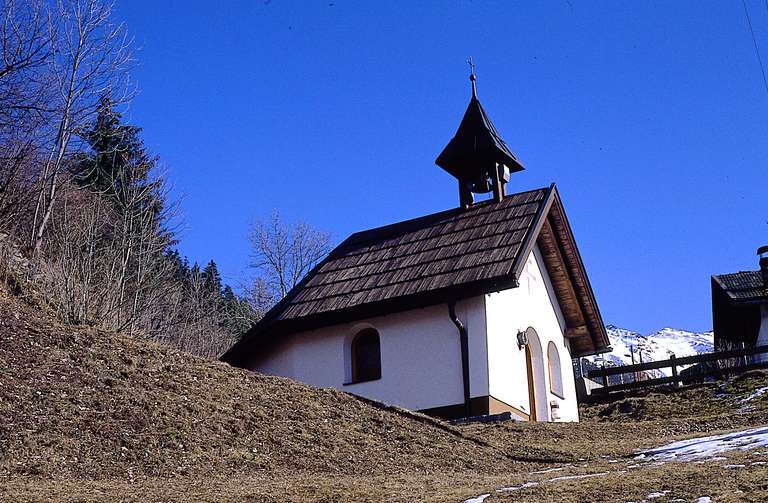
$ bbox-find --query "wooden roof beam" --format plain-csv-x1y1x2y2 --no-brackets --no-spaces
537,217,586,329
564,325,589,339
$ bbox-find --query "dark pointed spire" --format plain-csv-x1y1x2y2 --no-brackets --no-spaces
435,63,524,207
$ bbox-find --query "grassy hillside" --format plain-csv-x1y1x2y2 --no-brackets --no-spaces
1,284,768,502
0,288,563,501
0,290,506,478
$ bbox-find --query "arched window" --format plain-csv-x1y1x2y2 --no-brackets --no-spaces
350,328,381,383
547,341,564,398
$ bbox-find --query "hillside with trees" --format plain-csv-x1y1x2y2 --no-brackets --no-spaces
0,0,279,357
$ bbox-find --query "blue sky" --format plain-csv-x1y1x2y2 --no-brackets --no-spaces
115,1,768,334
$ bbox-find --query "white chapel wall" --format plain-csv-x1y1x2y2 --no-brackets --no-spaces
251,296,489,412
485,243,580,422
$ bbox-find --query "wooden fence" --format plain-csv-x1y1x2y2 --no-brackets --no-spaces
586,345,768,395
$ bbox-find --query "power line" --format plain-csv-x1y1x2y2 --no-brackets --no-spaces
742,0,768,96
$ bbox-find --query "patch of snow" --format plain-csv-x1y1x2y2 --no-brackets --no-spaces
742,386,768,402
530,466,566,474
646,491,670,499
548,471,610,482
724,464,746,469
638,427,768,462
496,482,538,492
696,498,712,503
463,494,490,503
750,461,767,466
693,456,727,464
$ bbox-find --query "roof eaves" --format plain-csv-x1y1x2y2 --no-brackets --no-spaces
220,236,352,365
711,274,728,292
711,272,767,304
545,187,610,354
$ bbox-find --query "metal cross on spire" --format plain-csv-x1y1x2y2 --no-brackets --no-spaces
467,57,477,98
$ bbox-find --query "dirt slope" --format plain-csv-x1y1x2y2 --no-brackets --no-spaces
0,289,548,482
3,283,768,502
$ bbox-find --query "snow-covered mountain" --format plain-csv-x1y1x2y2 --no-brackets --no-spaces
585,325,714,376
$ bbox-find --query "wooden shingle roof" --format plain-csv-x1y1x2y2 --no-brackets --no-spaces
713,271,766,303
279,187,547,321
222,185,609,365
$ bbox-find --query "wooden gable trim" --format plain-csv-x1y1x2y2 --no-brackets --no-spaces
510,183,556,282
534,188,610,357
564,325,590,339
537,217,586,331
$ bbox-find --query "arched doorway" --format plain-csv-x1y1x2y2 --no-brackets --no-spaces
524,344,537,421
523,327,546,421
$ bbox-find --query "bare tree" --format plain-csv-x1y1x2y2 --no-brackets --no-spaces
0,0,52,130
0,143,37,234
0,0,52,233
240,276,277,319
248,211,331,306
161,266,237,358
0,0,251,360
29,0,133,255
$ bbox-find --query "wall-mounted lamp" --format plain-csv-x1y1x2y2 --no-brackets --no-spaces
517,329,529,350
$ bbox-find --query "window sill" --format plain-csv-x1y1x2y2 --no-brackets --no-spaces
343,377,381,386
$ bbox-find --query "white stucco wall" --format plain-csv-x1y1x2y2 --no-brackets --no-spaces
250,297,490,412
484,244,580,422
250,244,581,421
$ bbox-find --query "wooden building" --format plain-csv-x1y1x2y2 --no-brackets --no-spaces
712,246,768,352
222,71,610,421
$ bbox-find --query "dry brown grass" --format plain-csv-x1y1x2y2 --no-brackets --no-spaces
2,285,768,502
0,289,555,481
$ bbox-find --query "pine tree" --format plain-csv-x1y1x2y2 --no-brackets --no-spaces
220,285,257,337
166,249,191,283
75,96,141,193
221,285,236,304
74,95,164,220
202,260,223,297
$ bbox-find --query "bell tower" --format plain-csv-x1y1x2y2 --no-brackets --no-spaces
435,60,525,208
